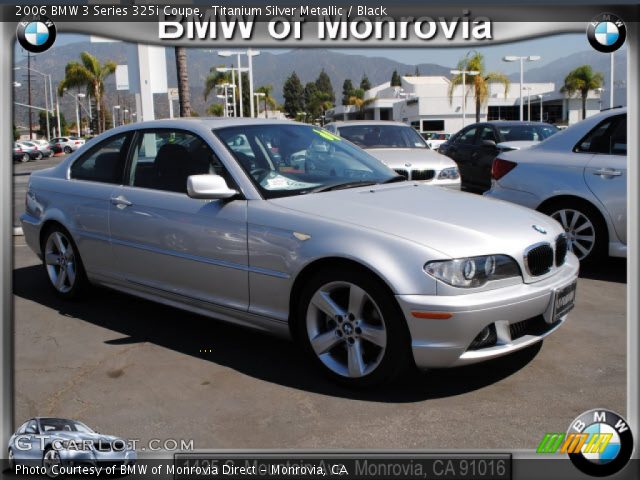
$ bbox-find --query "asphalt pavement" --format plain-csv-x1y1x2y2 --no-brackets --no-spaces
11,157,626,451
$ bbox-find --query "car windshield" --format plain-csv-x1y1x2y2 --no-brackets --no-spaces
39,418,95,433
215,124,400,199
337,124,429,149
498,124,559,142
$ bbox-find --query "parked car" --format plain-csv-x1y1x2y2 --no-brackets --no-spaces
324,121,460,187
49,137,84,154
485,108,626,263
13,143,31,163
21,119,578,387
7,417,136,470
15,141,47,161
439,121,559,193
21,140,53,158
424,132,451,150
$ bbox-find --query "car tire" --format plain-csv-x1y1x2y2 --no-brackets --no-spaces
43,448,61,478
296,267,412,387
41,225,89,299
20,153,29,163
541,200,607,263
64,146,72,154
33,152,43,161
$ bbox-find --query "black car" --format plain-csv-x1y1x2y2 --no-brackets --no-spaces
439,121,559,192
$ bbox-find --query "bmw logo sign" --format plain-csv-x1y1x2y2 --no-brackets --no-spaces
567,409,634,477
16,16,57,53
587,13,626,53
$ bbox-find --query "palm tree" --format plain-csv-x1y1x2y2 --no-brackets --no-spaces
255,85,276,118
57,52,116,134
448,52,510,123
207,103,225,117
347,89,376,120
204,66,231,101
560,65,604,120
175,47,191,117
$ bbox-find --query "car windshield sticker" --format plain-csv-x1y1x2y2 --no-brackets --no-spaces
313,129,341,142
262,173,320,191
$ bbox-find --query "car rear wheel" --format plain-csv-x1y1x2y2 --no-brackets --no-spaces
543,201,606,263
297,268,411,387
43,448,61,478
8,448,15,469
42,226,88,299
33,151,43,160
64,146,72,154
19,153,29,163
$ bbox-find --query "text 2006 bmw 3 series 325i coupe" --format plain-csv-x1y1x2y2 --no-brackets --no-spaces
21,119,579,387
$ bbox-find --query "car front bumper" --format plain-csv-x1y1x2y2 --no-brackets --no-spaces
396,254,579,369
59,449,137,466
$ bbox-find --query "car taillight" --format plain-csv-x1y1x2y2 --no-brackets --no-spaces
74,141,81,144
16,148,22,152
491,158,517,181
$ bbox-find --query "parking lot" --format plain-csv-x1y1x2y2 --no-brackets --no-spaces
12,156,626,451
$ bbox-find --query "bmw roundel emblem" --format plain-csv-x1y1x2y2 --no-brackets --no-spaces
567,409,634,477
16,16,57,53
587,13,626,53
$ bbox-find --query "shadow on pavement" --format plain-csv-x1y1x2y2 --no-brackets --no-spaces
14,264,545,403
579,257,626,283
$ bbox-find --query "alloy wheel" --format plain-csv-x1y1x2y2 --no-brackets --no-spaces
8,449,15,469
44,231,77,294
43,449,61,478
551,208,596,261
306,281,387,378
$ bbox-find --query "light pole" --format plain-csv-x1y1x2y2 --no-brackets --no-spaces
63,89,85,137
112,105,121,128
218,49,261,118
537,95,545,122
216,66,246,117
450,68,479,127
610,52,614,109
522,86,533,120
596,87,604,111
503,55,541,121
14,66,53,139
254,92,265,118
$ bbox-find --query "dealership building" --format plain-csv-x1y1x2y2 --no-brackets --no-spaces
326,76,607,134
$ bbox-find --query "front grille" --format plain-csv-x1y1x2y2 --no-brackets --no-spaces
510,316,559,340
525,243,554,276
555,235,568,266
411,169,436,181
394,168,409,179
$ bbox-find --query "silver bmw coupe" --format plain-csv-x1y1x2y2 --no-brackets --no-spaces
21,118,579,386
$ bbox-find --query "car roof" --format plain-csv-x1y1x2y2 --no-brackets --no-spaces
109,117,302,132
482,121,556,127
327,120,410,128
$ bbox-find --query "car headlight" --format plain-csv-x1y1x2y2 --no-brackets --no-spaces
425,255,521,288
437,167,459,180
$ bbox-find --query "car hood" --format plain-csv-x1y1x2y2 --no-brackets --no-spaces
364,148,456,170
272,183,562,258
497,140,539,151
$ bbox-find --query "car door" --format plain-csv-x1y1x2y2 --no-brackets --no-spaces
582,114,627,244
108,128,249,310
444,126,479,187
66,132,132,280
470,125,500,192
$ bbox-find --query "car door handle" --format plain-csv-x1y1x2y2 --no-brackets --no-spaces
110,195,132,207
593,168,622,177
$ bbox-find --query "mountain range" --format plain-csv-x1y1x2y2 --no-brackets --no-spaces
14,41,626,127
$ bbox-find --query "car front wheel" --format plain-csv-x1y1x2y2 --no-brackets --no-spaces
19,153,29,163
33,152,43,160
43,448,61,478
63,146,72,154
297,268,411,387
8,448,15,469
543,201,606,263
42,226,88,299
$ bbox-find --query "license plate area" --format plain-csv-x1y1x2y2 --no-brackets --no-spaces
552,280,577,322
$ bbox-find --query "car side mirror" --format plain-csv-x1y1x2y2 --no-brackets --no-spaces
481,139,497,148
187,174,238,200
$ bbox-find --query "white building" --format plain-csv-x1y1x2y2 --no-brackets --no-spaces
326,76,605,133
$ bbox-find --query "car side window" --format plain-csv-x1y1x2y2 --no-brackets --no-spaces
17,421,29,434
25,420,38,434
70,133,130,183
457,127,477,145
127,130,232,194
575,115,626,155
478,126,498,143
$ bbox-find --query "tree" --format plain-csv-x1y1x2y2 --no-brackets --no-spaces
390,70,401,87
414,66,421,77
448,51,510,123
57,51,116,133
255,84,276,118
204,66,231,101
347,88,375,119
341,79,355,106
207,104,225,117
560,65,604,120
360,75,371,91
282,72,304,118
175,47,192,117
315,69,335,102
304,82,319,117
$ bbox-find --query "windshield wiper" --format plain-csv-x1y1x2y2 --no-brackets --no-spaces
380,175,406,184
310,180,378,193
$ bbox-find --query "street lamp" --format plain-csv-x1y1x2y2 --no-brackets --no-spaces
15,66,54,139
112,105,121,128
218,49,261,118
123,109,129,124
502,55,541,121
522,86,533,120
537,95,545,122
450,68,479,127
216,66,246,117
254,92,265,118
63,88,85,137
